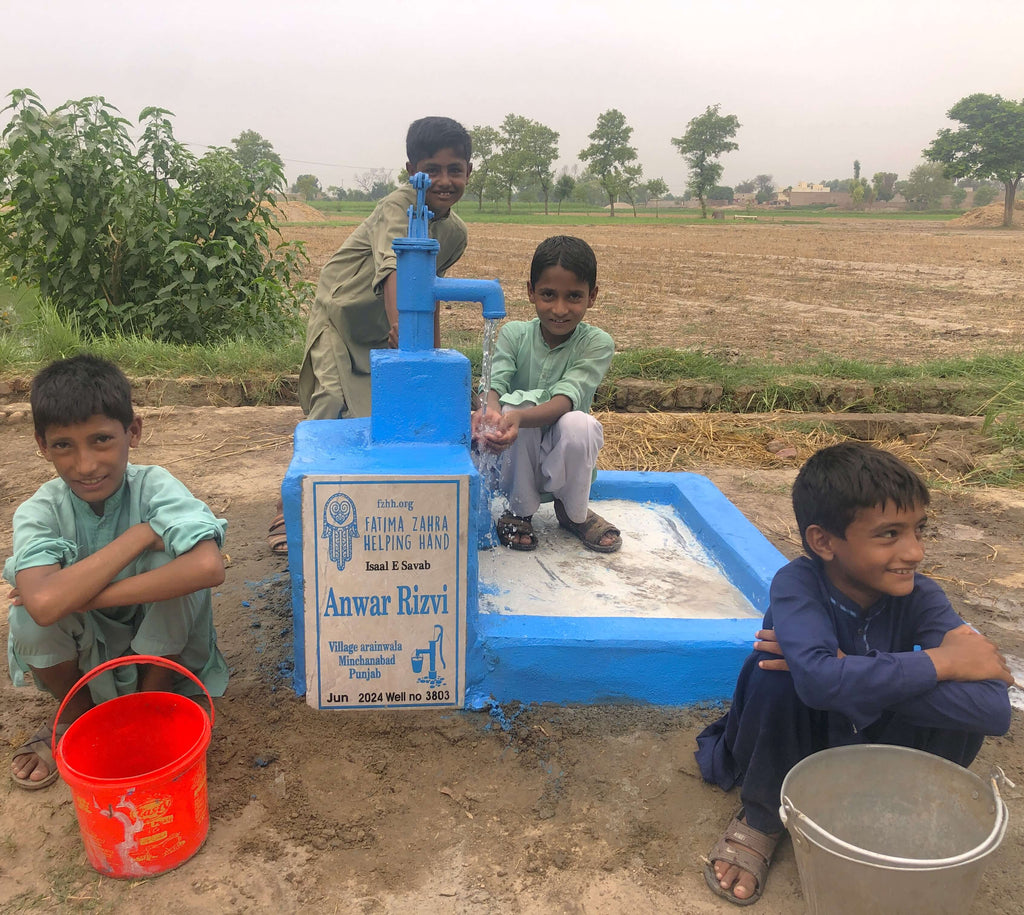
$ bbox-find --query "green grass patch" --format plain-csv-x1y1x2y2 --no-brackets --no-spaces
3,286,1021,481
306,199,967,226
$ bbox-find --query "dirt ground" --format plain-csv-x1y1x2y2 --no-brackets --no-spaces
281,217,1024,362
2,217,1023,913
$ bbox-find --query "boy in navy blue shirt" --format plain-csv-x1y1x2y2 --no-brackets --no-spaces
697,442,1013,906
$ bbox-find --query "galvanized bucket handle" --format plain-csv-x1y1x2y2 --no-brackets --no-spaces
781,772,1006,868
53,654,215,750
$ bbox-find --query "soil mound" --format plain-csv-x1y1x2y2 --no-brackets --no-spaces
950,199,1024,227
264,200,330,223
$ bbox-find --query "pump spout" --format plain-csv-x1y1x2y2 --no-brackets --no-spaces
433,277,506,320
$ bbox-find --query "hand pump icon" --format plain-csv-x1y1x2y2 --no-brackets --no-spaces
411,625,445,688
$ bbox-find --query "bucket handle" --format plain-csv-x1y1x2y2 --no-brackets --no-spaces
53,654,215,750
781,776,1006,869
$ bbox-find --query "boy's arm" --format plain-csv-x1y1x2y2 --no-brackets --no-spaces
85,538,225,612
384,274,399,348
771,561,997,731
14,522,165,626
474,391,574,453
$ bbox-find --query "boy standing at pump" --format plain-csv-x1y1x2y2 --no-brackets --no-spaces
298,116,472,422
7,355,228,790
696,442,1013,906
267,117,473,554
473,235,621,553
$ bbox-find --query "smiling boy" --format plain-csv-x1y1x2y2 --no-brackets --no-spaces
298,116,473,424
473,235,620,552
265,118,475,555
696,442,1013,906
6,355,228,789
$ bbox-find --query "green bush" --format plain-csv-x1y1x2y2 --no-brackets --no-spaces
0,89,312,344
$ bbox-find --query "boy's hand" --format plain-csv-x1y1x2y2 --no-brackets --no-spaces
7,586,22,607
926,624,1015,686
755,629,790,671
474,409,519,454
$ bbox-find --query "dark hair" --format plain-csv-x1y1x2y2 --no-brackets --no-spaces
792,442,930,554
31,354,134,438
529,235,598,289
406,117,472,166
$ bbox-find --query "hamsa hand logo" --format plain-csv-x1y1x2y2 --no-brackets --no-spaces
322,493,358,571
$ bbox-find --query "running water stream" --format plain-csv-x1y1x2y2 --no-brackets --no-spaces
473,317,504,547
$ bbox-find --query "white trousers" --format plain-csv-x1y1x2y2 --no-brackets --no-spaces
499,407,603,523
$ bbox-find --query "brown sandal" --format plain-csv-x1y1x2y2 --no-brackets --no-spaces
702,808,780,906
553,499,621,553
496,512,537,551
267,511,288,556
11,725,62,790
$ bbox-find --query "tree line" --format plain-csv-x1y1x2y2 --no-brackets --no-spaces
274,94,1023,227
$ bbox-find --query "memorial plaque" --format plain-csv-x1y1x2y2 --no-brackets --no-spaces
302,474,469,709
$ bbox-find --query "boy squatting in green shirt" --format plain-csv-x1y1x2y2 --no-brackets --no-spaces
473,235,621,553
7,355,228,790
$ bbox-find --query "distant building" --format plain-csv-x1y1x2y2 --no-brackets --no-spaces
787,181,852,207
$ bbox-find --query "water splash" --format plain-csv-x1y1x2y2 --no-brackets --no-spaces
474,317,503,548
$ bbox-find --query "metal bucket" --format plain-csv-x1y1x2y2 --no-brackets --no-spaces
780,745,1008,915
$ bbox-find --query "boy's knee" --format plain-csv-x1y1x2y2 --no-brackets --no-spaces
8,604,79,666
554,410,601,446
743,654,801,707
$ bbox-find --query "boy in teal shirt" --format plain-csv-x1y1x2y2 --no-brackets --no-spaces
474,235,620,552
7,355,228,789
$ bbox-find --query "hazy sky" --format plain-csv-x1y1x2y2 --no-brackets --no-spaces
5,0,1024,195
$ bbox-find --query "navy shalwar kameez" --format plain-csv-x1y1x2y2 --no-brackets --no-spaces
695,556,1011,834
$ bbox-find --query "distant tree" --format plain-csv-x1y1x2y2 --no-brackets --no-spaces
466,125,500,209
671,104,741,218
292,174,322,200
571,169,606,208
853,159,861,181
554,170,576,215
521,119,560,215
354,168,394,200
619,164,646,217
709,185,734,202
489,114,538,213
735,178,756,194
872,171,898,202
754,174,775,204
646,177,669,217
950,186,967,208
579,108,639,216
895,162,954,210
822,178,852,193
326,184,347,201
925,93,1024,227
972,184,997,207
231,129,284,189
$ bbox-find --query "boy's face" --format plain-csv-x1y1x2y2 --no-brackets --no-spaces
407,147,471,216
528,264,598,348
36,413,142,513
807,501,927,610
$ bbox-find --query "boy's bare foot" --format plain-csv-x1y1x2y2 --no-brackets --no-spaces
703,809,780,906
11,725,65,790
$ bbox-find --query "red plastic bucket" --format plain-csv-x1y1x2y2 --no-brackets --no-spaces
52,655,215,878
